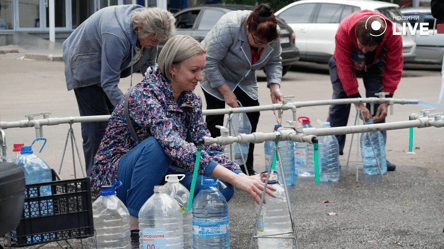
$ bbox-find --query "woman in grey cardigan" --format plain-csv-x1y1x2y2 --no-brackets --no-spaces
200,4,284,175
62,5,175,175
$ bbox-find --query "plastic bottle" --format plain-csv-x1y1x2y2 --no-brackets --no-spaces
264,125,296,185
6,143,24,162
257,171,293,249
224,109,251,165
297,117,315,177
13,138,53,217
360,119,387,175
164,174,192,249
317,121,340,182
139,185,184,249
87,182,131,249
192,179,229,249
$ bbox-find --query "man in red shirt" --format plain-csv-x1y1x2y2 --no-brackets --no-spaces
327,10,403,171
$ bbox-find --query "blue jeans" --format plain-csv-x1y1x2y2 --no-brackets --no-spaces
327,56,387,155
74,85,115,176
116,137,235,217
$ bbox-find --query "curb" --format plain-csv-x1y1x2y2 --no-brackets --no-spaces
24,53,63,62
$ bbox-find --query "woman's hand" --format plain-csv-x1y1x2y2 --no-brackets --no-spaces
210,165,276,205
231,173,276,204
270,83,283,104
217,83,238,108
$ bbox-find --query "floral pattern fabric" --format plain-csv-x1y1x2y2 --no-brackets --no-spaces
90,66,240,195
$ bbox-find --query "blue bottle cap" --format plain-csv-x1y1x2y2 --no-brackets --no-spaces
274,124,282,131
203,179,217,187
100,181,122,196
20,146,33,154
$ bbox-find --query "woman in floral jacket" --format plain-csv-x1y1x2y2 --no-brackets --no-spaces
91,35,275,232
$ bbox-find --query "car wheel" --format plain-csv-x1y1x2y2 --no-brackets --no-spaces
262,65,292,77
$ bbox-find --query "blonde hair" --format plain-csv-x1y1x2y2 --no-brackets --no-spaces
158,35,206,82
132,7,176,42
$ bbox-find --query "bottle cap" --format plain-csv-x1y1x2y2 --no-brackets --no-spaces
100,181,122,196
260,171,279,185
321,122,331,128
153,185,167,192
273,124,282,131
13,143,24,152
165,174,185,183
366,119,374,124
203,179,217,187
298,116,311,125
20,146,33,154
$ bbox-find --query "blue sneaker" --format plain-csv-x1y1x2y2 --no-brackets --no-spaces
386,160,396,171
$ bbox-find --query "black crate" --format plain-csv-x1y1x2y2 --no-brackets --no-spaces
8,171,94,247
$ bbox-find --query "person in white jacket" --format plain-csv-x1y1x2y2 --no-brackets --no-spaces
200,4,284,175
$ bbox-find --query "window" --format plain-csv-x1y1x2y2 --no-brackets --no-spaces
377,7,408,25
315,4,342,23
278,3,316,23
198,9,226,30
0,0,13,29
175,10,200,29
340,5,354,22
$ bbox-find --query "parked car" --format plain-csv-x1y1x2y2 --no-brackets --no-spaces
275,0,416,64
159,4,300,77
400,7,444,64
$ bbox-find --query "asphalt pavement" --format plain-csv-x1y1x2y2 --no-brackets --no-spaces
0,37,443,248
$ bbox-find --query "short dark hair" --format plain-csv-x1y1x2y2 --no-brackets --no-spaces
246,4,279,43
355,15,386,46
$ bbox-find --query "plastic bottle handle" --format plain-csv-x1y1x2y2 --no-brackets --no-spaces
30,138,47,153
165,174,185,182
298,116,310,124
113,181,122,191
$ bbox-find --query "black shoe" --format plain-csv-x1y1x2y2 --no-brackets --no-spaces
387,160,396,171
339,151,344,156
131,229,140,249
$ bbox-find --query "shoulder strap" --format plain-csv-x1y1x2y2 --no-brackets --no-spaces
124,85,140,144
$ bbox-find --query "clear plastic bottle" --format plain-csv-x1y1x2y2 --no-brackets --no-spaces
297,116,315,177
317,121,340,182
360,119,387,175
6,143,24,162
87,182,131,249
164,174,192,249
13,138,54,243
264,125,296,185
192,179,229,249
139,185,184,249
224,109,251,165
257,171,293,249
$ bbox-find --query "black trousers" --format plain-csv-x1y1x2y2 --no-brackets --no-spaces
203,88,260,174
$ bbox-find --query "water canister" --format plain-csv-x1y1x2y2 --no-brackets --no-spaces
360,119,387,175
297,117,315,177
317,121,340,182
257,171,293,249
139,185,184,249
165,174,193,249
224,108,251,166
7,143,24,163
13,138,53,218
88,181,131,249
264,125,296,185
192,179,229,249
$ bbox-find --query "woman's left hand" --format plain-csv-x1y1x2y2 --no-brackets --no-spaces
270,83,284,104
232,173,276,204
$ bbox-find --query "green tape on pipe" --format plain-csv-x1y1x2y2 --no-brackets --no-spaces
409,127,413,153
271,141,279,171
188,145,202,211
314,143,320,183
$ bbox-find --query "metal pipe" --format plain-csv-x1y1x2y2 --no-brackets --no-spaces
0,128,6,162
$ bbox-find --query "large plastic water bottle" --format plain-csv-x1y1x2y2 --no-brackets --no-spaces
317,121,340,182
139,185,184,249
257,171,293,249
360,119,387,175
297,117,315,177
6,143,24,163
88,182,131,249
13,138,53,218
164,174,192,249
264,125,296,185
224,109,251,165
192,179,229,249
